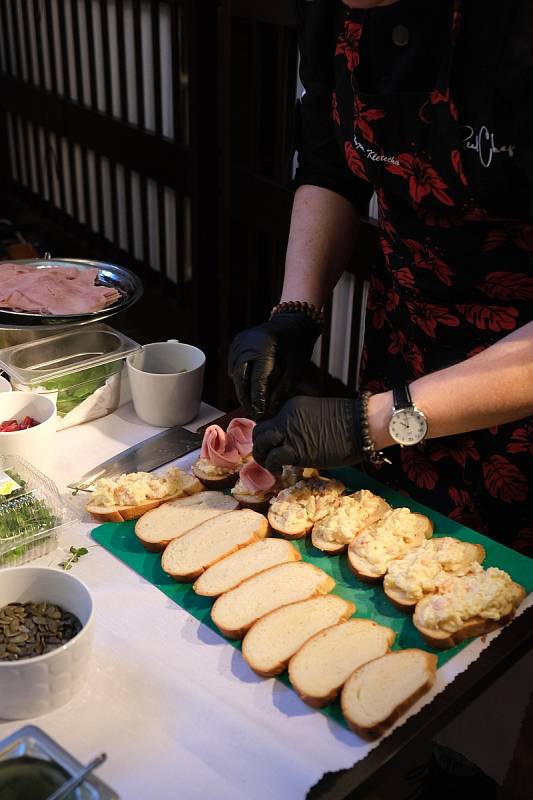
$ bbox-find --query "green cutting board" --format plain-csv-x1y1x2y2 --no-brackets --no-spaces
91,466,533,730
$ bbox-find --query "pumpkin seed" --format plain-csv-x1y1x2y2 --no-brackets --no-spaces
0,601,82,661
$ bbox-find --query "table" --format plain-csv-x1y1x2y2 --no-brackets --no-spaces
0,402,532,800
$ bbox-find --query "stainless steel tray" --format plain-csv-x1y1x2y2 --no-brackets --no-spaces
0,725,119,799
0,257,143,326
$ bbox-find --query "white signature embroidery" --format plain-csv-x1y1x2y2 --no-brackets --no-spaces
353,134,400,166
461,125,516,168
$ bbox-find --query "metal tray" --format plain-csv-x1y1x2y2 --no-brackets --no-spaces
0,256,143,326
0,725,119,799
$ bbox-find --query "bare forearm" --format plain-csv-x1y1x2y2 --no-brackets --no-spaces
281,185,361,308
369,321,533,449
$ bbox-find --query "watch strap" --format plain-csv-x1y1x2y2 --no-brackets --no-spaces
393,383,413,410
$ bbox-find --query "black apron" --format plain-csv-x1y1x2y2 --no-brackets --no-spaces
333,0,533,553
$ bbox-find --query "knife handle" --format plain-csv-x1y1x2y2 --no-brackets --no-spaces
196,407,248,436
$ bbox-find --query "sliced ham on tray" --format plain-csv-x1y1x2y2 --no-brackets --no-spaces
0,264,121,315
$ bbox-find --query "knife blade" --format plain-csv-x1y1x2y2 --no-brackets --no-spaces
67,425,203,492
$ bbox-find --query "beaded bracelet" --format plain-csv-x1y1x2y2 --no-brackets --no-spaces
360,390,391,466
269,300,324,326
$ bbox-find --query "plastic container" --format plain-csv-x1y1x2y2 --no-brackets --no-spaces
0,455,78,568
0,324,140,430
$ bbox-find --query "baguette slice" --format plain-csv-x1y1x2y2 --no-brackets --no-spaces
135,490,238,552
348,508,433,582
211,561,336,639
191,459,240,490
288,619,395,708
193,538,300,597
242,595,355,678
86,472,203,523
161,508,268,582
268,477,345,539
384,538,485,612
341,649,437,738
312,490,391,554
413,566,526,649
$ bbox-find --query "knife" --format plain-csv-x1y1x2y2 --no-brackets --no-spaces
67,425,203,492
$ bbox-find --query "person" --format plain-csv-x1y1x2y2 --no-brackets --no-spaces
228,0,533,557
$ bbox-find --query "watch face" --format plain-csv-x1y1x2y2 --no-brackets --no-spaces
388,408,428,446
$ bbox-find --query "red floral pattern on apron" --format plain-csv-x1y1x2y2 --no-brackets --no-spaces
334,4,533,553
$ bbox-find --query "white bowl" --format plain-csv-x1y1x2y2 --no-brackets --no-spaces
0,375,12,393
0,392,56,474
0,566,94,720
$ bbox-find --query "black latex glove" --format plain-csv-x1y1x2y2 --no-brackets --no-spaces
227,312,321,418
252,395,363,474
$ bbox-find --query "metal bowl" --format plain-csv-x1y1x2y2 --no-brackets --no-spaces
0,257,143,327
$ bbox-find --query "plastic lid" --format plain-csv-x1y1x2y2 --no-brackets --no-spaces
0,323,140,386
0,455,78,561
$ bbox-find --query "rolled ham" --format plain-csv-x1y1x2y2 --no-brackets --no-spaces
200,425,241,469
238,460,276,494
226,417,255,457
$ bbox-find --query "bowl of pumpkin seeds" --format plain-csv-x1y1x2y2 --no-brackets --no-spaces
0,565,94,720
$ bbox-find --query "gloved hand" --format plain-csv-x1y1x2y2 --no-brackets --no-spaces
252,395,363,474
228,312,321,418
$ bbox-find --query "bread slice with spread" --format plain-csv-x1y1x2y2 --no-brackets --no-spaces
211,561,336,639
383,537,485,612
134,490,238,551
268,477,345,539
347,508,433,582
192,418,254,489
341,649,437,738
86,468,203,523
311,490,391,554
413,565,525,649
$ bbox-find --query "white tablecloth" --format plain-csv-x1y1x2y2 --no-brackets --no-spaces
0,402,531,799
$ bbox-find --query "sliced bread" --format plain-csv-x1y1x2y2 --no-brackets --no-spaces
341,649,437,738
211,561,336,639
242,595,355,678
193,538,301,597
191,458,240,489
413,566,526,649
268,477,345,539
311,490,391,554
383,537,486,612
134,490,238,552
161,508,268,582
287,618,395,708
347,508,433,582
86,470,203,523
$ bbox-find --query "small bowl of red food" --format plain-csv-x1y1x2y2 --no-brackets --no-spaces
0,392,56,475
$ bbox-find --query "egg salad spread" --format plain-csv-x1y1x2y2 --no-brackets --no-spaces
384,537,483,603
414,565,524,633
313,490,390,544
92,468,188,507
349,507,431,574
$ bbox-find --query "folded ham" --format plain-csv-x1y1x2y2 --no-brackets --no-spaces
226,417,255,457
0,263,121,315
200,425,241,469
238,460,276,494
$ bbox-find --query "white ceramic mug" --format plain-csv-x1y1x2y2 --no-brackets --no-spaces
126,340,206,427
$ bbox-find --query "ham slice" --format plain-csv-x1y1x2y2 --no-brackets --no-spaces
200,425,241,469
0,264,121,315
238,460,276,494
226,417,255,457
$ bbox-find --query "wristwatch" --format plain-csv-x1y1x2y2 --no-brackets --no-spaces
388,384,428,446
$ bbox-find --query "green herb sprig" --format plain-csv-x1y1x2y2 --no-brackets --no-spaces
58,546,89,571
